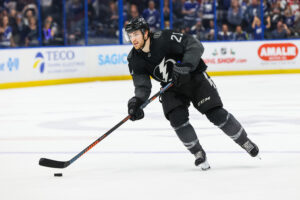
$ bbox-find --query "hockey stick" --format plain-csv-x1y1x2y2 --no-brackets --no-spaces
39,82,173,169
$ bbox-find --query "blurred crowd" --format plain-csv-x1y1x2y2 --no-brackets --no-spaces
0,0,65,48
216,0,300,40
1,0,300,48
89,0,300,42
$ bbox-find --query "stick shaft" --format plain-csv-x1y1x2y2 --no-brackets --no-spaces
70,82,173,164
39,82,173,168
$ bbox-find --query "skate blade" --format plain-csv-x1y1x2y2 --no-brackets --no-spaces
200,160,211,171
255,153,262,160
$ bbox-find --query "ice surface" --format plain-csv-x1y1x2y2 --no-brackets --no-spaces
0,74,299,200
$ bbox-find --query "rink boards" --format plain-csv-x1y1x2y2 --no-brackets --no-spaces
1,40,300,89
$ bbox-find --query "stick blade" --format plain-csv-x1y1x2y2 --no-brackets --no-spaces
39,158,70,168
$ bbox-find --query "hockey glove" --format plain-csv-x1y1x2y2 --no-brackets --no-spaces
172,63,192,87
128,97,144,121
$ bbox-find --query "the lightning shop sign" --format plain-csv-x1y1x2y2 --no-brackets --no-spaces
202,40,300,72
258,43,298,61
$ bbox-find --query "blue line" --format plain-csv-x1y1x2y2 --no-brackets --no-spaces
1,151,300,154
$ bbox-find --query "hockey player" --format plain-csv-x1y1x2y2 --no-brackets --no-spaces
125,17,259,170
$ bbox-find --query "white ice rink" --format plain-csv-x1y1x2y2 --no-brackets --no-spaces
1,74,300,200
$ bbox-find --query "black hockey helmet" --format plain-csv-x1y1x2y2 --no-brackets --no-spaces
125,17,149,35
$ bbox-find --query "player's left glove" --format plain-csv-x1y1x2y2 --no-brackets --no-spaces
128,97,144,121
171,63,192,87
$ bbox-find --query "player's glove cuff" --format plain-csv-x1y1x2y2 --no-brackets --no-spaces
173,63,194,75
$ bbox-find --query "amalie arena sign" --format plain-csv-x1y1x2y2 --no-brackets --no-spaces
258,43,298,61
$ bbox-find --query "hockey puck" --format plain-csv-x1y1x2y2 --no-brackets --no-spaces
54,173,63,177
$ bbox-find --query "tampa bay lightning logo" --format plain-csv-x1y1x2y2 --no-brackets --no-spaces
153,57,176,82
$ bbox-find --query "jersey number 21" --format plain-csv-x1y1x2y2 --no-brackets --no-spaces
171,32,183,43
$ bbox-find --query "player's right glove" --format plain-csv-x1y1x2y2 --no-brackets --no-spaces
171,63,192,87
128,97,144,121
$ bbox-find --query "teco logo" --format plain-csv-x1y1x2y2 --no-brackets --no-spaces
258,43,298,61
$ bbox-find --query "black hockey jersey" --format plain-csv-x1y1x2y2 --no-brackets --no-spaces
127,30,207,101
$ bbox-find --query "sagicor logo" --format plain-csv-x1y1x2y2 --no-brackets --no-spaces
153,57,176,82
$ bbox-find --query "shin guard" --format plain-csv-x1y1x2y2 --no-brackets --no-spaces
173,121,203,154
206,107,248,145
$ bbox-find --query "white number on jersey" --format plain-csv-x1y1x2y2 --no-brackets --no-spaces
170,32,183,43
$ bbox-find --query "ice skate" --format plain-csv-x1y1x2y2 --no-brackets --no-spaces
194,150,210,170
241,139,260,158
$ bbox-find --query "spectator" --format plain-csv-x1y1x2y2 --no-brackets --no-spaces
277,0,288,11
217,24,233,40
142,0,160,31
40,0,53,17
67,0,84,44
16,0,37,13
290,0,299,16
201,0,214,29
21,3,38,26
24,16,39,46
127,4,139,22
163,0,170,22
283,6,295,29
244,0,260,31
240,0,249,16
8,8,17,28
127,0,149,14
227,0,243,31
0,7,9,18
3,0,18,11
252,16,263,39
41,0,62,23
269,6,284,30
172,0,185,20
190,19,206,41
8,9,22,46
217,0,231,25
263,12,272,39
205,19,215,40
87,0,96,23
42,16,58,45
293,13,300,37
263,0,272,17
218,24,232,40
107,0,119,33
164,20,170,29
12,13,26,46
172,0,185,31
233,25,248,40
182,0,200,27
271,20,291,39
0,15,14,47
97,0,110,24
